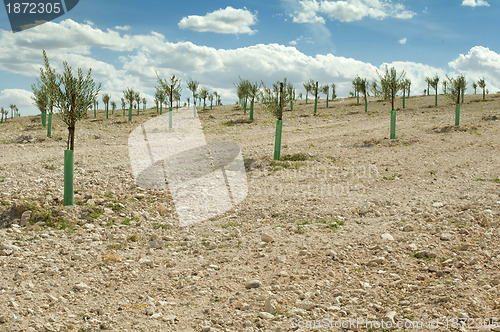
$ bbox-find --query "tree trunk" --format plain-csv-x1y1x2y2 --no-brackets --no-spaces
68,125,76,151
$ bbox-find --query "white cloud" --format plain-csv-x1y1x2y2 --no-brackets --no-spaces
461,0,490,7
399,37,407,45
0,89,35,116
0,20,498,116
449,46,500,92
178,7,257,34
291,0,415,24
114,25,131,31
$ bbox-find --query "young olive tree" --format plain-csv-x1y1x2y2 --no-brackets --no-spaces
472,82,477,95
320,84,329,108
187,78,199,116
111,101,116,114
445,74,464,126
123,88,135,121
303,79,314,103
0,107,7,123
39,50,100,206
102,93,111,119
199,87,209,111
377,66,406,139
430,75,440,106
31,80,48,126
477,78,486,100
40,50,100,150
425,76,431,96
134,91,141,115
248,82,259,120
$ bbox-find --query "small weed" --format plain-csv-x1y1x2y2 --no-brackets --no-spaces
101,251,122,263
475,178,500,183
152,222,170,230
181,302,195,307
281,153,310,161
210,297,225,303
221,222,241,228
127,233,140,242
108,242,125,250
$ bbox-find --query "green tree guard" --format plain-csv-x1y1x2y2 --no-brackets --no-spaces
128,106,132,121
193,103,197,118
314,97,318,116
250,100,254,121
94,104,96,118
455,104,460,126
390,110,397,139
47,112,52,137
64,150,74,206
290,99,293,111
365,98,368,113
326,95,329,108
169,107,173,129
42,110,47,127
106,105,109,119
244,101,247,114
435,93,438,107
274,120,283,161
403,95,406,109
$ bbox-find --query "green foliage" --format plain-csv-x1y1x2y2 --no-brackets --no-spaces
377,65,406,110
303,79,314,101
123,88,136,108
157,73,181,106
260,78,293,120
445,74,464,104
39,50,101,150
187,78,199,105
102,93,111,107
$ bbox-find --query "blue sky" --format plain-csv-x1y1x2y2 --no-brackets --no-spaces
1,0,499,116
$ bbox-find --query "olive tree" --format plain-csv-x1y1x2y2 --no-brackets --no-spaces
248,81,259,120
111,101,116,114
123,88,135,121
320,84,330,108
0,107,7,123
430,75,440,106
477,78,486,100
39,50,100,205
31,80,48,126
303,79,314,103
377,65,406,139
260,79,292,160
187,78,199,117
445,74,464,126
102,93,111,119
199,87,209,111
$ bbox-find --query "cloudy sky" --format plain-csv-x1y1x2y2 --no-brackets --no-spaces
0,0,499,116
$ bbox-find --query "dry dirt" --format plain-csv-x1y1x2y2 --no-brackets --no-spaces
0,94,499,332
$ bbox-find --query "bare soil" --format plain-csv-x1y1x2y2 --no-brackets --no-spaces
0,94,499,331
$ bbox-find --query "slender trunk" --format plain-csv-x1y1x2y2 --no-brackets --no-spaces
68,125,75,151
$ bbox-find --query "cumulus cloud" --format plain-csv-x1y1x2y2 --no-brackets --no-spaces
0,89,35,116
399,37,407,45
461,0,490,7
114,25,131,31
0,19,497,116
449,46,500,92
178,7,257,34
291,0,415,24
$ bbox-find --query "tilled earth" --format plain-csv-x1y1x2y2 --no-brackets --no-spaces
0,94,499,331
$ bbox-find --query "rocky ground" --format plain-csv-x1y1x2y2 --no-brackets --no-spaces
0,94,499,331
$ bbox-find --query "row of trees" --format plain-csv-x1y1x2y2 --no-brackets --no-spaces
0,104,19,123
